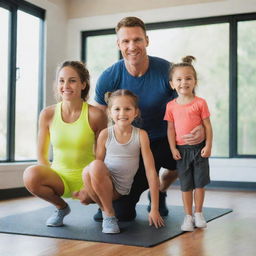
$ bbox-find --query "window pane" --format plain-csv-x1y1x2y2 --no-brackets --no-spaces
15,11,41,160
0,7,9,160
238,20,256,155
147,24,229,157
86,34,119,103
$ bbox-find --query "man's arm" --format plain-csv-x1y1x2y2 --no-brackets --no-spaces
182,124,205,145
201,118,213,157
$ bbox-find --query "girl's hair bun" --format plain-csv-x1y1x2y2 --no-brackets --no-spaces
182,55,196,64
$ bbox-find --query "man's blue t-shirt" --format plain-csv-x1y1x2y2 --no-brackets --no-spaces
95,56,177,141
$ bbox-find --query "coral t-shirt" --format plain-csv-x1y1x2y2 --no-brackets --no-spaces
164,96,210,145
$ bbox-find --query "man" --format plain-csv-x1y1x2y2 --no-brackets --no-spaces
92,16,203,221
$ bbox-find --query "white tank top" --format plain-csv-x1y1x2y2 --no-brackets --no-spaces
104,125,141,195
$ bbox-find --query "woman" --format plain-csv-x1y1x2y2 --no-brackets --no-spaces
23,61,106,227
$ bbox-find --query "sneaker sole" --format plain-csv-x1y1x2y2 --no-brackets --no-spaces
102,229,120,234
195,224,207,228
181,227,194,232
46,223,64,227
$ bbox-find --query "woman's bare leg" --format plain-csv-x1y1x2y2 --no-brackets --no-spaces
23,165,66,209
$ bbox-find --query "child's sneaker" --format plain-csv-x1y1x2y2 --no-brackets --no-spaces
46,204,71,227
181,215,194,232
194,212,207,228
102,212,120,234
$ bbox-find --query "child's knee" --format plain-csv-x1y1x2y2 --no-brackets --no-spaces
89,160,108,178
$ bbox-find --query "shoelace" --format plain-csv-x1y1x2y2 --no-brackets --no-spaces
52,209,66,217
105,217,117,226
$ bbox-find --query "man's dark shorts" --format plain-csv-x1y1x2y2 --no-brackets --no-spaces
112,136,176,220
150,136,177,172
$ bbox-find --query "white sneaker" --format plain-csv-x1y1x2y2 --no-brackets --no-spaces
102,212,120,234
194,212,207,228
181,215,194,232
46,204,71,227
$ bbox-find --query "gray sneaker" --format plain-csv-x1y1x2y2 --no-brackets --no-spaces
102,212,120,234
46,204,71,227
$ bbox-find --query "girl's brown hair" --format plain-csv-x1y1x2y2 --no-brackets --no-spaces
55,61,90,101
104,89,139,109
169,55,197,82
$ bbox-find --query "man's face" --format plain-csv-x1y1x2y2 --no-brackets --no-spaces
117,26,149,67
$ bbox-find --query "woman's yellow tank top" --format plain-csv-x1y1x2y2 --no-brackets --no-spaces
50,102,95,172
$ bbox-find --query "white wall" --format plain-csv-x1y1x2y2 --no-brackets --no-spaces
1,0,256,189
66,0,221,19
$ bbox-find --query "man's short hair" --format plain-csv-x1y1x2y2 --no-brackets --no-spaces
115,16,146,34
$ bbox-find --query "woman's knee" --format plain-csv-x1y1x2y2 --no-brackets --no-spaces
24,165,39,183
23,165,45,192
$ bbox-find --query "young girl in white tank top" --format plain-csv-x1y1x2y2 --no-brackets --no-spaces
74,89,164,234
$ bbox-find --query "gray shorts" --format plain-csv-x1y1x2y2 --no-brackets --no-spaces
176,141,210,192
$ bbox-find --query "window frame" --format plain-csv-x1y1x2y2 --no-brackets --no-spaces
81,28,122,63
0,0,45,162
81,12,256,159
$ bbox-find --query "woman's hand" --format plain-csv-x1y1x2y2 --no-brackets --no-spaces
72,189,92,205
148,209,165,228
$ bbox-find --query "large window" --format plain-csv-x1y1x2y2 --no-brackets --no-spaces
237,20,256,155
82,13,256,158
0,7,9,160
0,1,45,162
83,33,118,102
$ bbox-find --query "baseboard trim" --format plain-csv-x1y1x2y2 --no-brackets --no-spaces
0,181,255,201
0,187,32,201
207,181,256,191
173,180,256,191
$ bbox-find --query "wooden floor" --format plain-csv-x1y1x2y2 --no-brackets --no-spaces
0,187,256,256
